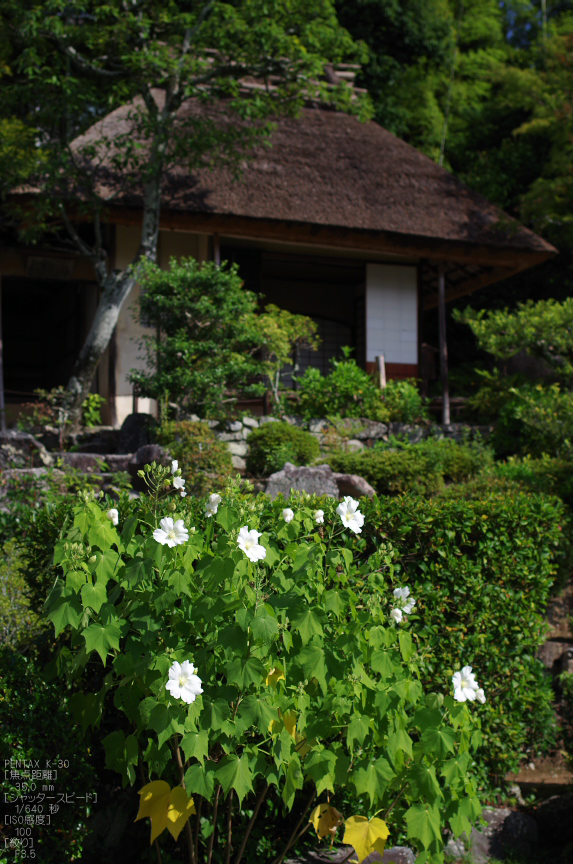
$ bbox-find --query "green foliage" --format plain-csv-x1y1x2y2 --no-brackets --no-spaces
42,473,485,862
0,540,41,648
327,437,490,496
0,646,96,862
493,455,573,508
82,393,106,428
256,305,320,408
382,379,430,423
246,422,320,476
455,298,573,382
131,258,263,417
362,489,566,781
495,384,573,459
156,420,233,496
294,352,390,421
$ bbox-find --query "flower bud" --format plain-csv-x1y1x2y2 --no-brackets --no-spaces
88,555,97,564
169,502,177,511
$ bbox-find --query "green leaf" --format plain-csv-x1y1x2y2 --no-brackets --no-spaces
149,703,185,749
405,803,441,849
409,763,442,804
387,726,413,760
103,730,139,787
168,570,191,596
398,631,414,661
181,730,209,764
82,621,122,665
440,752,470,786
95,549,122,583
80,581,108,613
238,695,277,735
226,656,266,689
184,761,216,799
121,515,139,546
45,585,82,636
420,726,455,759
215,755,254,805
250,607,279,644
297,643,327,693
347,714,370,751
352,757,395,807
283,756,303,810
370,650,396,679
200,698,231,731
124,557,154,584
304,750,337,796
88,518,120,551
292,608,324,645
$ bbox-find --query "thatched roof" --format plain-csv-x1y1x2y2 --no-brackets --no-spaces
72,96,554,259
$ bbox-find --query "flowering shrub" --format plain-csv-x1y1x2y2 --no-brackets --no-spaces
43,470,484,863
156,420,233,496
246,422,320,475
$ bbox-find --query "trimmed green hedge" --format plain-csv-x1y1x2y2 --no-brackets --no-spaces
357,489,567,784
156,420,233,495
327,438,490,496
246,421,320,475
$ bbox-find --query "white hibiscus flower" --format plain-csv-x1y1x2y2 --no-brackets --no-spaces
153,517,189,547
166,660,203,704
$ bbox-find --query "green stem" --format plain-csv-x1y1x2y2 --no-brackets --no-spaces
232,783,269,864
173,741,196,864
269,789,315,864
206,785,221,864
225,789,234,864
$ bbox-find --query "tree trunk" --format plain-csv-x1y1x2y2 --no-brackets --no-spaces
66,172,162,429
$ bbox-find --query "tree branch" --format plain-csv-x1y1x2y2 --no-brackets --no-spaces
54,39,122,79
232,783,269,864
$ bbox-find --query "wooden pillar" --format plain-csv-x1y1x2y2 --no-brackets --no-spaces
438,263,450,425
213,233,221,266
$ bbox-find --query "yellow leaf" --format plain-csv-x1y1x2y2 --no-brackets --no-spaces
136,781,195,844
310,803,344,839
343,815,389,863
166,786,196,841
295,731,311,758
135,781,171,844
283,709,297,739
266,667,285,688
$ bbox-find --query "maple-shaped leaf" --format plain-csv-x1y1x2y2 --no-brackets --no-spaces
343,815,389,863
135,781,171,843
310,803,344,839
135,781,195,844
165,786,196,841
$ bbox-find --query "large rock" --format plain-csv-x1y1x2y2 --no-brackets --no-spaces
56,452,133,473
118,413,158,454
128,444,170,491
0,430,53,470
265,462,339,499
333,472,376,498
265,462,375,500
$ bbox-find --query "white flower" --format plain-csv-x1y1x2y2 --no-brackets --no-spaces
476,688,486,704
393,586,415,615
336,496,364,534
393,586,410,601
237,526,266,562
205,492,222,518
106,508,119,526
314,510,324,524
403,599,416,614
452,666,479,702
173,476,185,490
180,490,187,498
282,508,294,523
171,460,178,474
166,660,203,704
390,608,403,624
153,517,189,547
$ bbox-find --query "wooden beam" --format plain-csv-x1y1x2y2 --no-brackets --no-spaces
423,265,515,309
98,205,556,271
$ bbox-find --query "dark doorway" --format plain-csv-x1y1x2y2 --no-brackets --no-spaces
2,278,97,402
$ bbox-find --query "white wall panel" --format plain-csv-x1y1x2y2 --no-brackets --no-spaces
365,264,417,364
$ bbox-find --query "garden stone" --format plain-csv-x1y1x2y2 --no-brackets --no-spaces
287,846,415,864
231,454,246,471
71,426,120,453
242,416,259,428
128,444,170,491
333,472,376,498
217,431,244,442
467,807,511,864
227,441,248,457
265,462,339,499
388,423,428,443
207,419,221,429
242,427,252,439
118,413,157,454
259,416,279,424
336,418,388,440
444,837,466,858
226,420,243,432
0,430,53,469
281,415,306,427
346,438,365,452
534,794,573,843
309,418,329,433
56,452,133,473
